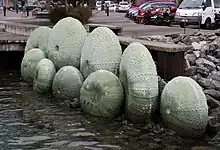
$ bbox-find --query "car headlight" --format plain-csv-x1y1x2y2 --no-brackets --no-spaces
176,12,180,16
192,12,202,16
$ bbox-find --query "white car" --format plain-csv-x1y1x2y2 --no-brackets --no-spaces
116,1,130,12
104,1,117,12
96,1,116,11
96,1,101,10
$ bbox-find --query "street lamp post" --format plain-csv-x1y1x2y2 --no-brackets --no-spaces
64,0,68,14
2,0,8,16
16,4,18,13
3,6,6,16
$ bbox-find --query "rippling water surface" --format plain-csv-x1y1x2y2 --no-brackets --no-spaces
0,71,218,150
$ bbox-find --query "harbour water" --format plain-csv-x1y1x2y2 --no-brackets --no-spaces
0,70,218,150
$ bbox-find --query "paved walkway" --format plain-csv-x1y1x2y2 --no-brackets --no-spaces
0,10,51,26
0,10,34,20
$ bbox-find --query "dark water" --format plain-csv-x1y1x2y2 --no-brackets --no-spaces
0,71,218,150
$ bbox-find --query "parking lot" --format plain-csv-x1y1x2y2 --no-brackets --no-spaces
89,11,217,37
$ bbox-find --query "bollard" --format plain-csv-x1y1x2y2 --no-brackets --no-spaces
198,16,201,31
26,7,29,17
184,17,186,34
3,6,6,16
106,6,109,16
16,4,18,13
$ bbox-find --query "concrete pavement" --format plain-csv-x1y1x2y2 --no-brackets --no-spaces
0,9,217,38
0,10,51,26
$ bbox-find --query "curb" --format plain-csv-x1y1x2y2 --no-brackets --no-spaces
0,20,39,36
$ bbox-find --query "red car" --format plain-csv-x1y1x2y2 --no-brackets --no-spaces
130,4,140,8
136,1,176,25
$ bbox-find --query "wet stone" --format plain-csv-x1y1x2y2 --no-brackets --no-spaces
216,51,220,59
191,146,218,150
206,95,220,109
208,35,218,41
147,142,161,149
208,116,220,133
204,89,220,100
153,138,161,143
196,66,210,77
138,133,151,140
197,78,215,89
207,55,220,64
185,53,196,66
196,58,216,72
158,77,167,96
212,80,220,90
185,66,197,76
208,71,220,82
217,66,220,71
165,129,176,136
193,50,201,58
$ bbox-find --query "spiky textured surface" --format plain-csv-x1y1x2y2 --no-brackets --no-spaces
33,59,56,93
80,70,124,118
47,17,87,70
25,26,52,54
21,48,46,82
119,42,159,123
160,76,208,137
52,66,84,103
80,27,122,78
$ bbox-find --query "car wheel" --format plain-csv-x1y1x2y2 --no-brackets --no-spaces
180,22,186,28
139,18,144,24
204,18,212,29
8,7,14,11
143,18,149,25
166,21,172,27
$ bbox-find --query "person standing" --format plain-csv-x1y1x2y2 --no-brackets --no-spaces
21,0,26,18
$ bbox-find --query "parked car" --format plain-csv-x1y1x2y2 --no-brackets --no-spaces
125,7,138,18
116,1,130,12
136,1,176,24
175,0,220,29
104,1,117,12
131,1,154,21
96,0,101,10
126,2,151,19
142,5,177,25
131,11,139,20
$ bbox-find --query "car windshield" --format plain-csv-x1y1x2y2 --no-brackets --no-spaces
105,1,111,4
179,0,203,9
139,2,150,9
120,2,128,5
214,0,220,8
142,3,152,10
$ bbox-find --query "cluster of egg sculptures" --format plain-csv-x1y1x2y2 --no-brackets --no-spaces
20,17,208,137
